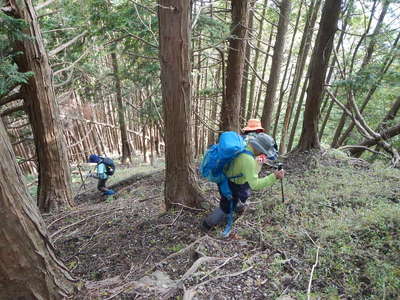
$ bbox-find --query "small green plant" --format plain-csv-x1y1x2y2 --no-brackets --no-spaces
167,243,185,253
105,196,114,203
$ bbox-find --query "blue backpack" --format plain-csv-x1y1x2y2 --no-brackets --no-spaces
99,157,115,176
199,131,253,201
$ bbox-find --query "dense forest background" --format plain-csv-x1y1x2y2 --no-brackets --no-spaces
0,0,399,299
2,0,399,176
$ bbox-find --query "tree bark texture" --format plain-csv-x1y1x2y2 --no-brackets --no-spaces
220,0,249,132
8,0,74,212
254,25,274,118
158,0,204,209
273,0,303,139
0,118,76,299
247,0,268,122
261,0,291,132
111,52,132,164
331,0,386,147
240,1,254,127
319,0,354,139
296,0,342,151
279,0,321,153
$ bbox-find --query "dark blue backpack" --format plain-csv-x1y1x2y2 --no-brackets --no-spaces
199,131,253,200
99,157,115,176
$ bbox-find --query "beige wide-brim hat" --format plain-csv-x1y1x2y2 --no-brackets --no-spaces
242,119,265,132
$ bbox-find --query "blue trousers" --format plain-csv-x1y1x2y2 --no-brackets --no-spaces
203,181,251,229
219,181,251,214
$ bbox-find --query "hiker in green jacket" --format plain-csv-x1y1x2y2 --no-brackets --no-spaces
202,133,285,231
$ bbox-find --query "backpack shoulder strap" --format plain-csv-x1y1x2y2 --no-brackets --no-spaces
242,149,255,158
226,149,255,180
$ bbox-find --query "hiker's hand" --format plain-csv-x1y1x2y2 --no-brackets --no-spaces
256,154,267,164
274,169,285,180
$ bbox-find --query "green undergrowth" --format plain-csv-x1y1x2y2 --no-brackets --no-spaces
240,160,400,299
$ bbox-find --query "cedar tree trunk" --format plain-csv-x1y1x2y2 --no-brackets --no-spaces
0,117,76,299
111,51,132,164
158,0,204,209
296,0,342,151
219,0,249,132
8,0,74,212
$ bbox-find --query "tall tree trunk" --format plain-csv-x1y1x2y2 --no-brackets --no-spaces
220,0,249,132
296,0,342,151
254,24,274,118
331,0,385,147
240,1,255,127
8,0,74,212
318,0,354,139
318,86,338,139
279,0,321,153
207,64,221,146
158,0,204,209
0,117,76,299
359,0,390,70
287,68,309,152
336,30,399,146
272,0,303,139
194,16,203,158
111,52,132,164
261,0,291,132
247,0,268,121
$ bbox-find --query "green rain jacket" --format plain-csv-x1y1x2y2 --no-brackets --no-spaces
225,145,277,190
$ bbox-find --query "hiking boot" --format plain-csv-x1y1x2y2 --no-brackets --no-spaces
103,189,116,196
235,202,248,215
200,220,212,232
204,207,225,227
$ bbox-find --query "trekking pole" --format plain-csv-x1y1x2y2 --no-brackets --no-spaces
75,169,93,198
277,163,284,203
77,164,86,190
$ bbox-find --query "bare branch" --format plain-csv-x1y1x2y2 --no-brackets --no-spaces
37,9,60,18
127,0,156,14
325,88,372,140
1,6,12,13
53,50,89,76
0,92,23,107
327,88,400,166
53,68,75,87
6,121,30,130
307,246,320,300
43,27,76,34
106,28,158,49
0,104,25,117
339,145,391,158
48,30,87,57
12,137,34,146
35,0,57,10
192,2,213,30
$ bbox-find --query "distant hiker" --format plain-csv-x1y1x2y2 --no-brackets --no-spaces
201,133,284,233
88,154,116,196
242,119,277,165
242,119,265,138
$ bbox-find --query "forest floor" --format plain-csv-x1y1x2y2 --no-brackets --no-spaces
35,150,400,300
